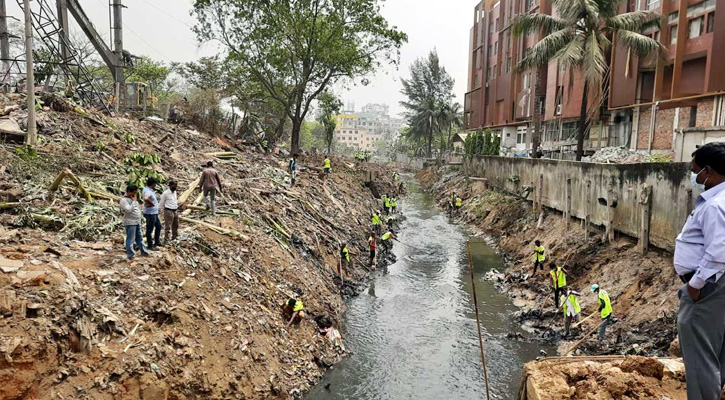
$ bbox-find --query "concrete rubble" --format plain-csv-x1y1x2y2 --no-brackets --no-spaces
0,94,403,399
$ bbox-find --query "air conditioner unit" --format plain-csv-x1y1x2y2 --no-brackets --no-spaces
556,104,563,115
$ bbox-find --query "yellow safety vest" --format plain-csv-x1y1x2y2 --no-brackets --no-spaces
550,267,566,288
455,197,462,207
385,198,391,207
372,214,381,226
391,198,397,206
599,289,613,319
342,246,350,262
561,294,581,317
287,299,304,312
535,245,546,262
381,232,392,241
324,158,331,169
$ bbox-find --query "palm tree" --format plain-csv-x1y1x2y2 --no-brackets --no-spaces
512,0,663,161
440,102,463,152
405,97,445,158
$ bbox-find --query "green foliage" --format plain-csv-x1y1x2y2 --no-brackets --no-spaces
93,140,106,152
316,91,342,153
15,145,38,160
125,56,171,92
465,128,500,156
123,152,164,187
508,175,521,184
193,0,407,153
123,152,161,167
646,153,673,163
124,133,135,144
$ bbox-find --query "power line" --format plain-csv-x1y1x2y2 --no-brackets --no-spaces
134,0,196,30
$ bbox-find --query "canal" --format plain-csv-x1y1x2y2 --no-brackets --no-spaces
306,179,553,400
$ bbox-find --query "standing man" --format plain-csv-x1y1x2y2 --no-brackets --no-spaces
323,156,331,184
142,177,162,250
560,288,581,338
549,262,567,308
455,195,462,212
533,240,546,275
384,194,391,215
159,179,180,244
390,197,397,213
339,243,350,282
289,153,298,186
371,210,382,236
591,284,612,340
674,142,725,400
368,231,377,270
199,161,223,215
119,185,148,260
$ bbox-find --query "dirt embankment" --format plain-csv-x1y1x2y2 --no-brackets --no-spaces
0,96,402,399
417,166,681,357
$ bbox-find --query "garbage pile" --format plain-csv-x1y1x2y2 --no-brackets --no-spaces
0,94,402,399
583,146,674,164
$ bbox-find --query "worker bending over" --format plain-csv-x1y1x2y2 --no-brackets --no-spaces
560,288,581,338
381,231,396,251
283,298,305,328
339,243,350,282
591,284,613,340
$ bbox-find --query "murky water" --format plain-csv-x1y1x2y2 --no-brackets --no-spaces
306,180,553,400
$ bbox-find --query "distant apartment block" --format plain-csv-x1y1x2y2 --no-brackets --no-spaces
335,103,404,151
464,0,725,160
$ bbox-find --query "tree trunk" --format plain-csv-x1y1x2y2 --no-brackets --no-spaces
576,81,589,161
427,129,433,158
291,117,302,155
532,67,542,158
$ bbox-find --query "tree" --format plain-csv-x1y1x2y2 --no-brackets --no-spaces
441,102,462,152
316,91,342,154
400,50,455,158
512,0,663,161
192,0,407,154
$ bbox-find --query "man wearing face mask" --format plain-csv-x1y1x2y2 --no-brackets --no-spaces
159,180,180,244
675,142,725,400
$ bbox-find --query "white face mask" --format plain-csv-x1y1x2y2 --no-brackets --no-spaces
691,168,707,192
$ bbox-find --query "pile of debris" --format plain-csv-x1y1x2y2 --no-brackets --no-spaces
0,94,403,399
519,356,686,399
582,146,674,164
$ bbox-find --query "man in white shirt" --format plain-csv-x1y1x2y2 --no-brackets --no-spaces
159,180,180,244
560,288,582,338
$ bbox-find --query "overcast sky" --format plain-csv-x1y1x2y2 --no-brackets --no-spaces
7,0,473,118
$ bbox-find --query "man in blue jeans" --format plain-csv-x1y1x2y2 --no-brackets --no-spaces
119,185,148,260
142,177,162,250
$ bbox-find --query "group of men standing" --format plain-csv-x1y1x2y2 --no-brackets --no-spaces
532,241,613,341
118,162,223,260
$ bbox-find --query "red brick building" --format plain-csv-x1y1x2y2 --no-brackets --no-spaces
464,0,725,159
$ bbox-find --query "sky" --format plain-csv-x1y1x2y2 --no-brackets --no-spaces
6,0,474,119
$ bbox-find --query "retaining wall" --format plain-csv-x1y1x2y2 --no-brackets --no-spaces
463,156,693,251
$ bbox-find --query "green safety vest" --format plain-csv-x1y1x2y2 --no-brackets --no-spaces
391,198,397,207
455,197,462,207
550,267,566,288
381,232,392,241
372,214,381,226
324,158,331,169
561,294,581,317
382,195,387,204
535,245,546,262
599,289,613,319
287,299,304,312
342,246,350,262
385,198,391,207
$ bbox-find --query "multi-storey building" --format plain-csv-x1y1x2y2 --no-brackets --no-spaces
465,0,725,159
335,103,404,152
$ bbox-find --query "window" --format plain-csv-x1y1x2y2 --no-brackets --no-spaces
494,41,498,55
707,12,715,33
493,65,497,77
487,68,491,80
476,48,482,69
689,106,697,127
689,16,704,38
647,0,659,9
668,11,678,23
496,18,500,31
670,25,678,44
516,127,527,144
506,57,512,73
488,45,492,56
523,73,530,89
654,30,661,41
525,0,533,10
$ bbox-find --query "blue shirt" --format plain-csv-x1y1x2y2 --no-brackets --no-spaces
674,181,725,289
142,186,159,215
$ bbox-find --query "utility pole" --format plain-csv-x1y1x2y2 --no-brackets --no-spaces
112,0,123,113
0,0,9,82
23,0,36,145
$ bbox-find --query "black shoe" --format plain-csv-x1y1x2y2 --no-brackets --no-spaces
141,252,150,257
148,247,158,252
156,242,164,247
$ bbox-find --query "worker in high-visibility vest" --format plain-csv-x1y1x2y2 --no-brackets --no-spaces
549,262,567,308
371,211,382,235
381,231,396,251
323,156,331,183
384,195,391,215
533,240,546,275
391,197,397,213
591,284,613,340
560,288,581,337
455,195,462,210
340,243,350,280
381,194,388,211
368,231,377,269
283,298,305,328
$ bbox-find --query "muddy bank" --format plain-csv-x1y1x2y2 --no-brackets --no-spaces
417,166,681,357
0,95,402,399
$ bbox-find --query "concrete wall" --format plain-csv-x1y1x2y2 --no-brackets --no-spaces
673,127,725,162
463,156,693,251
